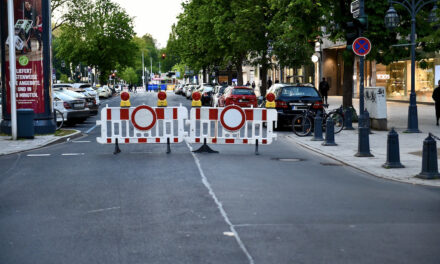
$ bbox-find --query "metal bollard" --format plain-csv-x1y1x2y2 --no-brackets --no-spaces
382,128,404,168
344,107,354,130
311,111,324,141
416,133,440,179
322,117,337,146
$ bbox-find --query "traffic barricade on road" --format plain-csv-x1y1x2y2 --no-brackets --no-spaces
186,104,278,154
96,104,188,154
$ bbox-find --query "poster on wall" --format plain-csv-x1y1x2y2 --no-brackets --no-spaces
4,0,45,114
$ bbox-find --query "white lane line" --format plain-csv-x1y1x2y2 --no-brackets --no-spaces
86,125,97,134
27,154,51,157
72,141,91,143
87,206,120,214
61,153,85,156
186,142,255,264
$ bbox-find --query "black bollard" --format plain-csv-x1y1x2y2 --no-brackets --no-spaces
311,111,324,141
322,117,337,146
382,128,404,168
166,138,171,154
416,134,440,179
344,107,354,130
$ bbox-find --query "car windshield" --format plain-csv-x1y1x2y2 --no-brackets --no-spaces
281,86,319,97
203,87,213,92
232,88,254,95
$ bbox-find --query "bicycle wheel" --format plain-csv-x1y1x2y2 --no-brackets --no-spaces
328,112,344,134
54,109,64,130
292,115,313,136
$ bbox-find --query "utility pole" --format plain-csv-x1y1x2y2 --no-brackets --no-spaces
7,0,17,140
142,51,145,89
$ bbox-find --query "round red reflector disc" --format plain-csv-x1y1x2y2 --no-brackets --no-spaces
121,92,130,101
266,93,275,102
192,91,201,101
158,91,167,101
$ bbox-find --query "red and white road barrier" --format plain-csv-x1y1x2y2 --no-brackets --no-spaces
96,105,188,144
186,105,277,145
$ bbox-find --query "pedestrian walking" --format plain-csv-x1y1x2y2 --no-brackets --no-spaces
251,81,256,89
432,80,440,126
267,78,273,88
319,77,330,105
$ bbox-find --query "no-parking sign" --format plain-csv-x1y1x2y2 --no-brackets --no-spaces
352,37,372,57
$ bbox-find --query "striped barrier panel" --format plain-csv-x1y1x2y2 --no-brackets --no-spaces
186,105,277,145
96,105,188,145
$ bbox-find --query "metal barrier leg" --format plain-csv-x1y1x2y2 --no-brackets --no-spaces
193,138,219,154
113,138,121,155
166,138,171,154
255,139,260,155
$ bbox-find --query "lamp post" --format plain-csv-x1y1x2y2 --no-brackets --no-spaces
385,0,439,133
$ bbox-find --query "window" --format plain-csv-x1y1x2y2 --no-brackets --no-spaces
232,89,255,95
281,86,319,97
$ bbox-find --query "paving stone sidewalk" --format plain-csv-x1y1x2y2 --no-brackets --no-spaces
286,96,440,187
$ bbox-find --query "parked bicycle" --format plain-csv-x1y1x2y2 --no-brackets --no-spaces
292,104,344,137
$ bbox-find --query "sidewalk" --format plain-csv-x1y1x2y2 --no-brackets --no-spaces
0,130,82,156
286,96,440,187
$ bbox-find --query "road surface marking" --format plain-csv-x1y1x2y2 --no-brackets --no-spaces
72,141,91,143
186,142,254,264
86,125,97,134
27,154,51,157
87,206,120,214
62,153,85,156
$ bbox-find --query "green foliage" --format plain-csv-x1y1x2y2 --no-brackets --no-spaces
121,67,138,84
55,0,138,83
60,74,69,83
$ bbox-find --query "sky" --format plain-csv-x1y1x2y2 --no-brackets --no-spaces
113,0,184,48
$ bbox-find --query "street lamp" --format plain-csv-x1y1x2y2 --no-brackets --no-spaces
385,0,439,133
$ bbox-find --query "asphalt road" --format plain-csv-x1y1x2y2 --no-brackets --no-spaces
0,91,440,264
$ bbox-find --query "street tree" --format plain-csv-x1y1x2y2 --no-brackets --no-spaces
55,0,138,84
121,67,138,85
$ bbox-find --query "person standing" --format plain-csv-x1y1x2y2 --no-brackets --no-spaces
319,77,330,105
251,81,256,89
267,78,273,88
246,81,251,86
432,80,440,126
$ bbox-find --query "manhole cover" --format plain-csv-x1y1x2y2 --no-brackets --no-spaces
272,158,304,162
320,162,343,166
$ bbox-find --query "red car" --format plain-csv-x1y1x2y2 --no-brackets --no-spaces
219,86,257,107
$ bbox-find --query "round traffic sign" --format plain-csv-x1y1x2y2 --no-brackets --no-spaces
131,105,156,131
220,105,246,131
352,37,372,56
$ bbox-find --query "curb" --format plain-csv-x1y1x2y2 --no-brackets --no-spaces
0,130,83,156
284,135,439,188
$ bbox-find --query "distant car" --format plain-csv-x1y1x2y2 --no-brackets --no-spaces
73,83,100,106
97,86,112,98
53,91,89,124
263,83,323,127
212,85,227,107
200,84,214,106
218,86,257,107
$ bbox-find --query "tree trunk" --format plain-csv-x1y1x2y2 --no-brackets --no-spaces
342,51,354,107
260,64,268,97
235,60,243,86
202,67,207,83
227,66,233,85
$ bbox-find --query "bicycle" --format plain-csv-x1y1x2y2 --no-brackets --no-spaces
292,104,344,137
54,109,64,130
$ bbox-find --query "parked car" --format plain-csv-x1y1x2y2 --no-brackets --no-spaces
263,83,323,127
53,83,98,115
199,84,214,106
212,85,227,107
53,91,89,125
218,86,258,107
73,83,100,106
53,86,94,119
97,86,112,98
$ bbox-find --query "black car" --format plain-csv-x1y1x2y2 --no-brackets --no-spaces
200,85,214,106
266,84,324,127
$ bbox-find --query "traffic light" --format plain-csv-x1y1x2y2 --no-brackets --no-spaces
161,53,166,59
345,16,368,51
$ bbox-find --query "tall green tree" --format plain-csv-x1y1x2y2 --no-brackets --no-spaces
55,0,138,84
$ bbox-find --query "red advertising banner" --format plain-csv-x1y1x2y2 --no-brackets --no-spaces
5,60,45,114
4,0,45,114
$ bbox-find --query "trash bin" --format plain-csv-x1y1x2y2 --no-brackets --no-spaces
17,109,35,139
365,87,387,130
